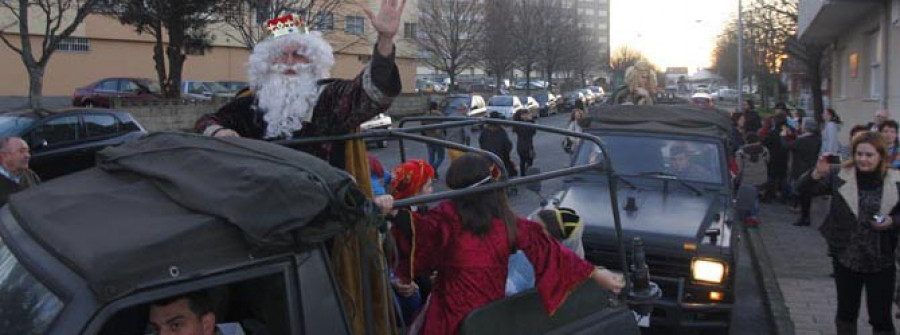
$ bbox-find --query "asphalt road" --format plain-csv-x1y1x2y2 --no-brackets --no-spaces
369,111,771,335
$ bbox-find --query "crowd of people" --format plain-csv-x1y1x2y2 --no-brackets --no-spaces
729,100,900,335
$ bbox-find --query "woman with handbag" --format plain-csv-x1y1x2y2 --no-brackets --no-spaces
797,131,900,335
564,109,587,154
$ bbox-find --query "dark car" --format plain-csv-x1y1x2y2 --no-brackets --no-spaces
547,105,737,333
441,94,487,118
0,108,146,180
73,78,162,108
559,92,586,113
533,93,558,117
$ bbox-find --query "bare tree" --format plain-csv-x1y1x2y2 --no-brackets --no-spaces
0,0,102,108
536,0,576,89
479,0,517,93
112,0,226,98
222,0,347,50
512,0,543,94
416,0,484,92
566,20,603,87
609,45,646,87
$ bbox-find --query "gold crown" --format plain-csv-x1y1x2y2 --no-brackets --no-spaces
267,14,308,38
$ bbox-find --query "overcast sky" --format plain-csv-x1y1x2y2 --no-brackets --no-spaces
610,0,738,74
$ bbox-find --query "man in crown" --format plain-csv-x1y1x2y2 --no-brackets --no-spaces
195,0,406,167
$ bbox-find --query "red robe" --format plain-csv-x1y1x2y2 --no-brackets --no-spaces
391,201,595,335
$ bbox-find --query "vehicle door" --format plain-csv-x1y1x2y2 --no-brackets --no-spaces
88,257,308,335
92,79,119,108
25,115,85,180
79,113,126,165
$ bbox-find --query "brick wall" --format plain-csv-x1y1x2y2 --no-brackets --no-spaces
124,94,429,132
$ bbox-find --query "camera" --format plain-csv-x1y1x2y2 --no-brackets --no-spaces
825,154,841,164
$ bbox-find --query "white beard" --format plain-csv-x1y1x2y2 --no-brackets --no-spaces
257,63,320,139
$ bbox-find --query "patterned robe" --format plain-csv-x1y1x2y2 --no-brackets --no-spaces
195,46,401,167
391,201,595,335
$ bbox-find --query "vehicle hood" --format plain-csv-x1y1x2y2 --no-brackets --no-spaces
558,183,719,242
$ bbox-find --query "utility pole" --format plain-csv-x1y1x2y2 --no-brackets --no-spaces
737,0,744,102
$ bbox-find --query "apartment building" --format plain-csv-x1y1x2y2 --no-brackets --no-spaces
0,4,419,98
799,0,897,138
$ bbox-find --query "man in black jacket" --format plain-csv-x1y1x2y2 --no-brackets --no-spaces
788,120,821,226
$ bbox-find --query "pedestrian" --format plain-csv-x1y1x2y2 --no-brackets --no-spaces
762,112,790,202
445,104,471,163
506,207,586,296
0,137,40,205
375,153,624,335
479,118,518,195
820,108,843,156
195,5,404,168
730,112,746,154
368,154,389,196
787,119,821,226
788,108,806,131
870,109,891,132
735,133,769,227
842,125,870,161
878,120,900,169
798,131,900,335
386,159,435,326
742,99,761,134
422,101,446,179
563,109,587,154
512,109,537,176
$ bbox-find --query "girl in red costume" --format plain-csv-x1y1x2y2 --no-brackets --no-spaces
376,153,624,334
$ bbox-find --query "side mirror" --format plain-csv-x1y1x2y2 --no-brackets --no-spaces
524,167,542,193
30,138,48,150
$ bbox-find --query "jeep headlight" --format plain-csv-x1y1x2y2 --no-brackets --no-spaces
692,258,726,284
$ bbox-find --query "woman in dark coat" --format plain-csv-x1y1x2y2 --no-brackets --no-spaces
512,110,537,176
763,112,791,202
788,119,821,226
798,131,900,335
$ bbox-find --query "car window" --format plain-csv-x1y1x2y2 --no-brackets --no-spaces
84,114,119,138
488,96,512,106
0,235,64,334
99,272,294,335
35,116,80,146
576,135,723,184
0,116,36,136
97,80,118,91
121,80,144,94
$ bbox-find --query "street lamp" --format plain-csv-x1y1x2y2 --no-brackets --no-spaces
737,0,743,100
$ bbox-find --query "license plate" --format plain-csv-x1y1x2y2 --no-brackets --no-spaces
633,311,651,328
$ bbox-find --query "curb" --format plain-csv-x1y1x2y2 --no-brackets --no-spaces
744,224,795,335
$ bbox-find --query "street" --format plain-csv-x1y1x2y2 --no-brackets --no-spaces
370,111,772,334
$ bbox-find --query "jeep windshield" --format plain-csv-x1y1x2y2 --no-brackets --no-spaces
0,235,64,333
575,134,723,184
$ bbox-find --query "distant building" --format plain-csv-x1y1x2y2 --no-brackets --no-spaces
0,4,420,97
799,0,895,139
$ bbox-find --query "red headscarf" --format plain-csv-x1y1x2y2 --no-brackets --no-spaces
390,159,435,200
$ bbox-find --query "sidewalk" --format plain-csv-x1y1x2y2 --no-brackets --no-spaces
751,197,877,335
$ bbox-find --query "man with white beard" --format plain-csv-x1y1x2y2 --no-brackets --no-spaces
195,1,404,167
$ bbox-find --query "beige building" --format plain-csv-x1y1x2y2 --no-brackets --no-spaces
0,5,419,99
799,0,897,140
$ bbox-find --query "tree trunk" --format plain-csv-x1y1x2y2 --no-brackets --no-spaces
166,21,187,99
27,66,45,109
152,26,168,99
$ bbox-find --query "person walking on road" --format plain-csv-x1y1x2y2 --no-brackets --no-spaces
0,136,40,205
512,109,537,176
798,131,900,335
563,109,588,154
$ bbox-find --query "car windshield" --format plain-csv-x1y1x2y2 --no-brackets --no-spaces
489,96,513,106
575,134,723,184
203,82,232,94
0,235,64,333
0,116,36,136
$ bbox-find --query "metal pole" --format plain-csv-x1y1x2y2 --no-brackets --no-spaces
737,0,744,102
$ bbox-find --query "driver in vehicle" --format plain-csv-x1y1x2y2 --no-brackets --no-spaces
147,292,218,335
670,145,710,180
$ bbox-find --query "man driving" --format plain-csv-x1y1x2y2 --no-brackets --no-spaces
147,292,217,335
670,145,710,180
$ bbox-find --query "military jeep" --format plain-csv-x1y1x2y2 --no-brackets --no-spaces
545,105,738,333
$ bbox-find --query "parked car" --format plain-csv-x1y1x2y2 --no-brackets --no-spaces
518,96,540,118
485,95,524,119
181,81,236,101
711,88,739,102
441,94,488,118
690,93,714,108
361,113,392,148
217,81,249,94
533,92,558,116
589,86,606,100
559,92,586,113
0,108,147,180
558,105,736,333
514,80,547,91
72,78,162,108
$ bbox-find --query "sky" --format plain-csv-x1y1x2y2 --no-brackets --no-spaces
610,0,738,75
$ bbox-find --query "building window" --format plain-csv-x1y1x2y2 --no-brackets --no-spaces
345,16,365,35
867,30,881,99
315,12,334,31
57,37,90,53
404,22,417,39
585,9,595,15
